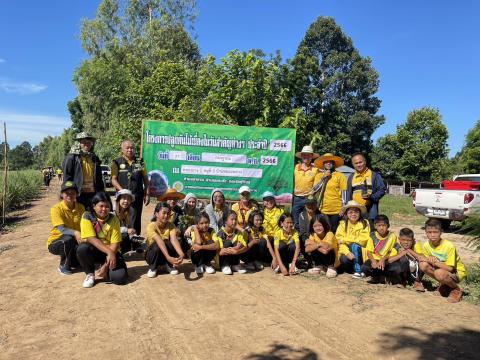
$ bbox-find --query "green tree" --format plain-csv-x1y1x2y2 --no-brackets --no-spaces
457,120,480,173
289,16,384,157
9,142,34,170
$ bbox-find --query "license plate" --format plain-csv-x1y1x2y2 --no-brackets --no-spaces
433,209,447,216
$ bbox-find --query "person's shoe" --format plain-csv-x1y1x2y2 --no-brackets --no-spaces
254,261,264,271
368,276,381,284
222,266,233,275
273,265,280,274
413,281,426,292
195,265,204,274
307,267,322,275
166,264,179,275
447,288,463,303
232,264,247,274
58,265,73,275
352,272,365,279
147,269,158,278
205,265,216,274
326,267,338,278
82,273,95,288
435,284,451,297
244,262,256,271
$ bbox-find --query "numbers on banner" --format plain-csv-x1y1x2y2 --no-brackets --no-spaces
261,156,278,166
269,140,292,152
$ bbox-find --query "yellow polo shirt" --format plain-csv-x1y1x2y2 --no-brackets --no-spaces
47,201,85,246
80,214,121,247
294,164,321,196
146,222,176,246
80,156,95,193
212,228,246,249
423,239,466,281
191,229,214,246
351,168,373,207
273,229,300,247
263,207,284,237
231,201,258,228
306,232,340,267
319,172,347,214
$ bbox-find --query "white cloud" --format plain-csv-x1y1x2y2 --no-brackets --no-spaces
0,111,70,146
0,78,47,95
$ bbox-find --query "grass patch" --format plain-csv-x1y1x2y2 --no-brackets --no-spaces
463,264,480,305
380,194,426,227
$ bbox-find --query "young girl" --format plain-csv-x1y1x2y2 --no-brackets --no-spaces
273,214,301,276
76,192,127,288
115,189,137,254
335,200,371,279
262,191,284,239
212,211,247,275
145,202,185,278
47,181,84,275
305,214,339,278
240,211,275,271
190,212,218,275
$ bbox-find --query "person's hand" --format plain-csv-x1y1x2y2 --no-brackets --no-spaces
271,258,278,269
74,230,82,244
184,225,194,238
428,256,438,266
192,243,202,252
289,263,297,274
106,250,117,269
95,263,109,280
281,265,289,276
144,194,150,206
127,228,136,236
219,248,230,256
173,256,184,266
346,252,355,261
339,209,345,217
362,193,371,199
378,258,386,270
371,259,378,269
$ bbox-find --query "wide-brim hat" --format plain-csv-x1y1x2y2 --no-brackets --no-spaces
115,189,135,202
61,181,78,193
158,188,186,202
342,200,367,216
295,145,319,159
314,153,344,169
75,131,96,141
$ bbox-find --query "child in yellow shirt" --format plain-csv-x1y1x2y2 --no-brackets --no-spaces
274,214,301,276
420,218,466,303
190,212,218,275
261,191,284,239
336,200,370,278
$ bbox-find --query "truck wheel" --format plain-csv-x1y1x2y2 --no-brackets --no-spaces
440,220,452,231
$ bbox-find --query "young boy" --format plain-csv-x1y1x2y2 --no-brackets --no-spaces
361,215,399,284
388,227,425,292
420,218,466,303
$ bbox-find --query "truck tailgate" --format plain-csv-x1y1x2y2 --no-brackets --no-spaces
415,190,466,218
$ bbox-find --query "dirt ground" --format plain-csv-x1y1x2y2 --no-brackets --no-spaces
1,182,480,360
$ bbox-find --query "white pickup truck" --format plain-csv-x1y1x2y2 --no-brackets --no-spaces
412,174,480,229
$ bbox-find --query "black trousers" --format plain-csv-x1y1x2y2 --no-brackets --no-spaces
120,233,141,254
278,241,296,266
77,192,95,211
396,256,424,283
321,213,341,234
219,239,240,267
361,259,403,278
240,238,271,263
145,241,178,270
191,249,216,266
76,243,128,285
48,234,79,269
310,249,336,268
131,195,144,236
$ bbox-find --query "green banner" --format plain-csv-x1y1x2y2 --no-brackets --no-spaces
142,120,296,203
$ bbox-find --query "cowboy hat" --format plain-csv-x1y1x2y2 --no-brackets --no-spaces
295,145,319,159
342,200,367,216
314,153,344,169
158,188,186,201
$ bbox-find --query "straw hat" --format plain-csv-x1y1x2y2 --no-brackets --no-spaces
314,153,344,169
115,189,135,202
295,145,319,159
158,188,186,201
342,200,367,216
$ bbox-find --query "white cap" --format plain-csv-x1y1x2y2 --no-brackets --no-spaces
238,185,251,194
115,189,135,202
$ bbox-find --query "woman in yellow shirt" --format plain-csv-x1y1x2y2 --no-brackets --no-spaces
305,214,339,278
76,192,127,288
145,202,185,278
47,181,84,275
335,200,371,279
274,214,301,276
231,185,258,231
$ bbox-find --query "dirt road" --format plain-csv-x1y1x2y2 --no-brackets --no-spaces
1,184,480,360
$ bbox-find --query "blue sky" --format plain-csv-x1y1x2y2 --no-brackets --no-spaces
0,1,478,156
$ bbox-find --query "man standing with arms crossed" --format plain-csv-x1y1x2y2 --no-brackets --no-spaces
111,140,151,235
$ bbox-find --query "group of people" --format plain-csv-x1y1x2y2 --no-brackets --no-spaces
46,134,466,303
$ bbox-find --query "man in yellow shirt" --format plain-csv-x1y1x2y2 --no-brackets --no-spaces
292,145,321,230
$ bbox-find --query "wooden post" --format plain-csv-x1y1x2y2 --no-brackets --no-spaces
2,122,8,225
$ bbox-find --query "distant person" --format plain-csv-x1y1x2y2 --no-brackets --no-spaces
346,152,386,226
56,168,63,182
42,167,52,187
313,153,347,233
46,181,85,275
292,146,321,230
62,132,104,210
111,139,150,235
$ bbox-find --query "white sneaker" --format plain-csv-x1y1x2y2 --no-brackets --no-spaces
166,264,179,275
352,272,365,279
254,261,264,270
205,265,216,274
308,267,322,275
195,265,204,274
82,273,95,288
244,262,256,271
273,265,280,274
232,264,247,274
288,263,299,275
222,266,233,275
147,269,158,278
326,268,338,278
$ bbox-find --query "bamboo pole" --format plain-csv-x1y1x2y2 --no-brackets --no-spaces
2,122,8,225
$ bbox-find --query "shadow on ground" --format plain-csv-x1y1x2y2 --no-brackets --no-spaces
244,343,319,360
378,326,480,360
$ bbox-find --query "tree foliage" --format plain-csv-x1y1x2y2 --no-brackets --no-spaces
8,142,34,170
456,120,480,173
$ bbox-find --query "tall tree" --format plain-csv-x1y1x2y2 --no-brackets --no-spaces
9,142,34,170
456,120,480,173
289,16,384,157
